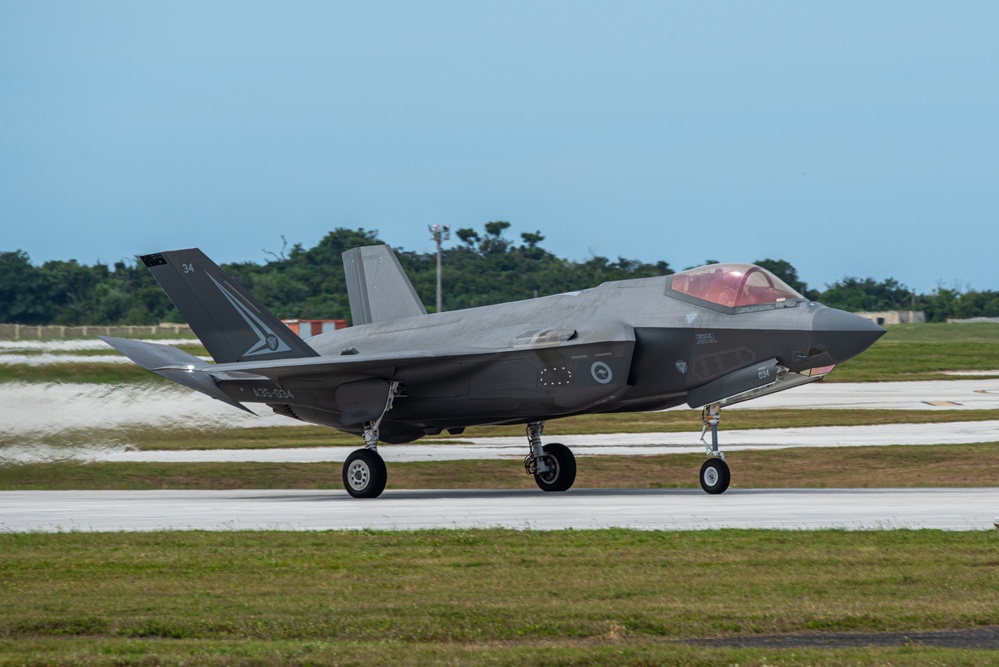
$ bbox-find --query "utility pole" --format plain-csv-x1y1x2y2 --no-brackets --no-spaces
429,224,450,313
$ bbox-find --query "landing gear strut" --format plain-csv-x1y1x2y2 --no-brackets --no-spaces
524,421,576,492
341,382,400,499
698,403,730,494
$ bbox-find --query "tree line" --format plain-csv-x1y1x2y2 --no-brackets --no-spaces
2,225,996,325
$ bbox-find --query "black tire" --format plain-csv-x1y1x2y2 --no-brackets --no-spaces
342,449,387,498
534,443,576,492
699,458,730,494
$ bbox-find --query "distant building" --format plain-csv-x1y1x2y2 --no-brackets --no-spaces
282,319,347,338
855,311,925,326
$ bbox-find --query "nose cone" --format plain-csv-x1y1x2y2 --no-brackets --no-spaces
811,308,886,364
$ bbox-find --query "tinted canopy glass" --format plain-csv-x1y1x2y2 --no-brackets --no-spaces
670,264,803,308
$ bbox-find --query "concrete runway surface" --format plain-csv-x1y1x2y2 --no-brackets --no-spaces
3,488,997,533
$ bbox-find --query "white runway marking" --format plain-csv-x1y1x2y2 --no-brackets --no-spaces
1,488,995,533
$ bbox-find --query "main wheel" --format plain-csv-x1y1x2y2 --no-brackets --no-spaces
699,458,730,495
534,443,576,492
342,449,387,498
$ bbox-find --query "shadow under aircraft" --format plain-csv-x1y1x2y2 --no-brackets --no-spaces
103,245,884,498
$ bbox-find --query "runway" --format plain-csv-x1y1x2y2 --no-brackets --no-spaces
2,488,996,532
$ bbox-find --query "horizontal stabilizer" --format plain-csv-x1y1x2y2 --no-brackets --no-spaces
343,245,427,325
100,336,253,413
140,249,319,364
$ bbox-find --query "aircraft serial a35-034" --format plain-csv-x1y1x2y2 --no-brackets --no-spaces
102,246,884,498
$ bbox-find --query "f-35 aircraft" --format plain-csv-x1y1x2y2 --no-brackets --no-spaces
103,246,884,498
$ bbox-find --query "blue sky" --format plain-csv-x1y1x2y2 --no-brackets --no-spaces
2,1,997,294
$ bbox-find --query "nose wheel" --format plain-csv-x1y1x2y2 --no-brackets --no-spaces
699,458,730,494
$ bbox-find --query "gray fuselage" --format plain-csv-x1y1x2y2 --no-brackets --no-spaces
218,275,880,443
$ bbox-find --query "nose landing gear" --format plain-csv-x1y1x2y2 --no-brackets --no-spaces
698,403,730,494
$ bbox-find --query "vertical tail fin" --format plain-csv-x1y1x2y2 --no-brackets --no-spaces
142,249,319,363
342,245,428,325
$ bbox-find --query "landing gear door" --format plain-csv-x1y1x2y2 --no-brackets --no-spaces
685,357,782,409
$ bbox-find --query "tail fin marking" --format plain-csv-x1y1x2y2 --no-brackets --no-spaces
207,274,295,358
141,249,319,364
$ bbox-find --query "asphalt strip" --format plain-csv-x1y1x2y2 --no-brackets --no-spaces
681,625,999,650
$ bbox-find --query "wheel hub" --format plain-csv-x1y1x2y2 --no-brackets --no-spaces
537,455,559,484
347,461,370,490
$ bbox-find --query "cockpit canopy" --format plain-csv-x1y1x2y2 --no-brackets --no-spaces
670,263,803,308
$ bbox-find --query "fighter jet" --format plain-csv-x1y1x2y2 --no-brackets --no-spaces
102,245,884,498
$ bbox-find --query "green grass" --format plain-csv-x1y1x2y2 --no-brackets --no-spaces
3,443,998,490
827,322,999,382
875,322,999,344
0,362,167,384
0,529,996,665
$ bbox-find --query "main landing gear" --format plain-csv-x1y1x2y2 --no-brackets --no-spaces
524,421,576,492
341,382,399,499
698,403,730,494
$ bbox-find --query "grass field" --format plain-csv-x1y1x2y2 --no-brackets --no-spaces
829,323,999,382
1,529,997,666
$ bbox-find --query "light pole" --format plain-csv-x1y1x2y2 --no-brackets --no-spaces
429,224,450,313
